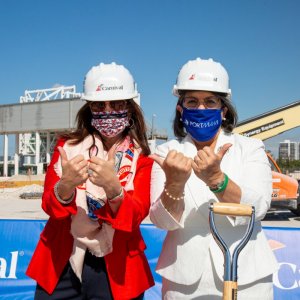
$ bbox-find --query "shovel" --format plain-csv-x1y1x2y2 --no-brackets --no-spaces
209,202,255,300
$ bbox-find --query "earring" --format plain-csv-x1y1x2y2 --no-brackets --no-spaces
180,117,183,122
128,118,135,128
222,117,226,121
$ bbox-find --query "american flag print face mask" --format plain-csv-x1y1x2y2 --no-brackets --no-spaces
91,110,129,137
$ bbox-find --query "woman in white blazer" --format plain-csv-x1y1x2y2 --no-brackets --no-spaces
150,57,278,299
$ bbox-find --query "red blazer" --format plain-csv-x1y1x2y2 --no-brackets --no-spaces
26,139,154,300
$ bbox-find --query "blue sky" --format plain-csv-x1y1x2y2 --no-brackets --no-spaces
1,0,300,157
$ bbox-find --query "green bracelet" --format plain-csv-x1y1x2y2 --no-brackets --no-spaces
209,174,229,193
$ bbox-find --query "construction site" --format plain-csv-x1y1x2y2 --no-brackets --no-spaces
0,85,169,218
1,85,300,217
1,83,300,300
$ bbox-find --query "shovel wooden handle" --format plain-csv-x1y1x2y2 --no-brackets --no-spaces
212,202,253,217
223,281,238,300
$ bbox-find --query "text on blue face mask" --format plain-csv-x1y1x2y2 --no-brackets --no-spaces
184,119,220,128
182,108,222,142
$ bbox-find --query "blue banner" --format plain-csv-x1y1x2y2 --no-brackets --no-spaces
0,220,44,300
0,220,300,299
264,227,300,300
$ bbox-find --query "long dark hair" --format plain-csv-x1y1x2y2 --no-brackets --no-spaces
173,91,238,140
60,99,150,155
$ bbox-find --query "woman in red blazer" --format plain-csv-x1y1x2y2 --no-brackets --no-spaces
26,62,154,300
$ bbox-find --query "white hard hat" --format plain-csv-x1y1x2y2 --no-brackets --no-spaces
81,62,140,105
173,58,231,97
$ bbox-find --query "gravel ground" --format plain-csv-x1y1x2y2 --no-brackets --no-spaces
0,184,47,220
0,184,153,222
0,181,299,226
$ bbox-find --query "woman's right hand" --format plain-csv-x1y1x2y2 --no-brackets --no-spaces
150,150,192,220
150,150,192,189
57,146,89,199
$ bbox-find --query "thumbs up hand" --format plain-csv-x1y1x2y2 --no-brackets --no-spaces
58,146,89,194
191,143,232,187
150,150,192,188
88,149,122,199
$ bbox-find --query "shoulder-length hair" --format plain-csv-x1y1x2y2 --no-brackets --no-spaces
173,91,238,140
60,99,151,156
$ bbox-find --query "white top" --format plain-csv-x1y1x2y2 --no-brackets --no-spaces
150,131,278,285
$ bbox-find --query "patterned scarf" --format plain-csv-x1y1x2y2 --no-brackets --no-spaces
54,135,140,281
85,137,136,220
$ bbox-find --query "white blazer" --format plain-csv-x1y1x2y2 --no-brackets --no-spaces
150,131,278,286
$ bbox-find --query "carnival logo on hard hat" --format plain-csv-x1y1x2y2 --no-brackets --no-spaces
96,84,123,92
189,74,195,80
96,84,104,91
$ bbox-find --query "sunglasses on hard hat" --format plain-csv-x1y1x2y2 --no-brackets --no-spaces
89,100,128,112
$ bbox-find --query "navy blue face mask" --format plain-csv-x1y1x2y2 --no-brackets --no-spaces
182,107,222,142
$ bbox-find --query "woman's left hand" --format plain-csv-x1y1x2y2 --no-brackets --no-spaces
88,153,122,198
192,143,232,187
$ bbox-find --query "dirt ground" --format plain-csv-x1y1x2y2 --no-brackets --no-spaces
0,175,299,226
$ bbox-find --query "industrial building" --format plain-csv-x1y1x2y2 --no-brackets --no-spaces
0,86,167,176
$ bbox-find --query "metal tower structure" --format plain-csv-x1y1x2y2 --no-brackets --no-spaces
18,86,81,174
20,85,80,103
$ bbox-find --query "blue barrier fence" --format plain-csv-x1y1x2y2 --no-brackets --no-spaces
0,220,300,299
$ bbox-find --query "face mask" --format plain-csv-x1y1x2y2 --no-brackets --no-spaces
182,108,222,142
91,110,129,137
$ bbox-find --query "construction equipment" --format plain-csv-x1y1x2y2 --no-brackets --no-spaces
267,152,299,214
234,101,300,215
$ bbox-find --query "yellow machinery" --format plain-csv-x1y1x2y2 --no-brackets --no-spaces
234,100,300,140
234,100,300,215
